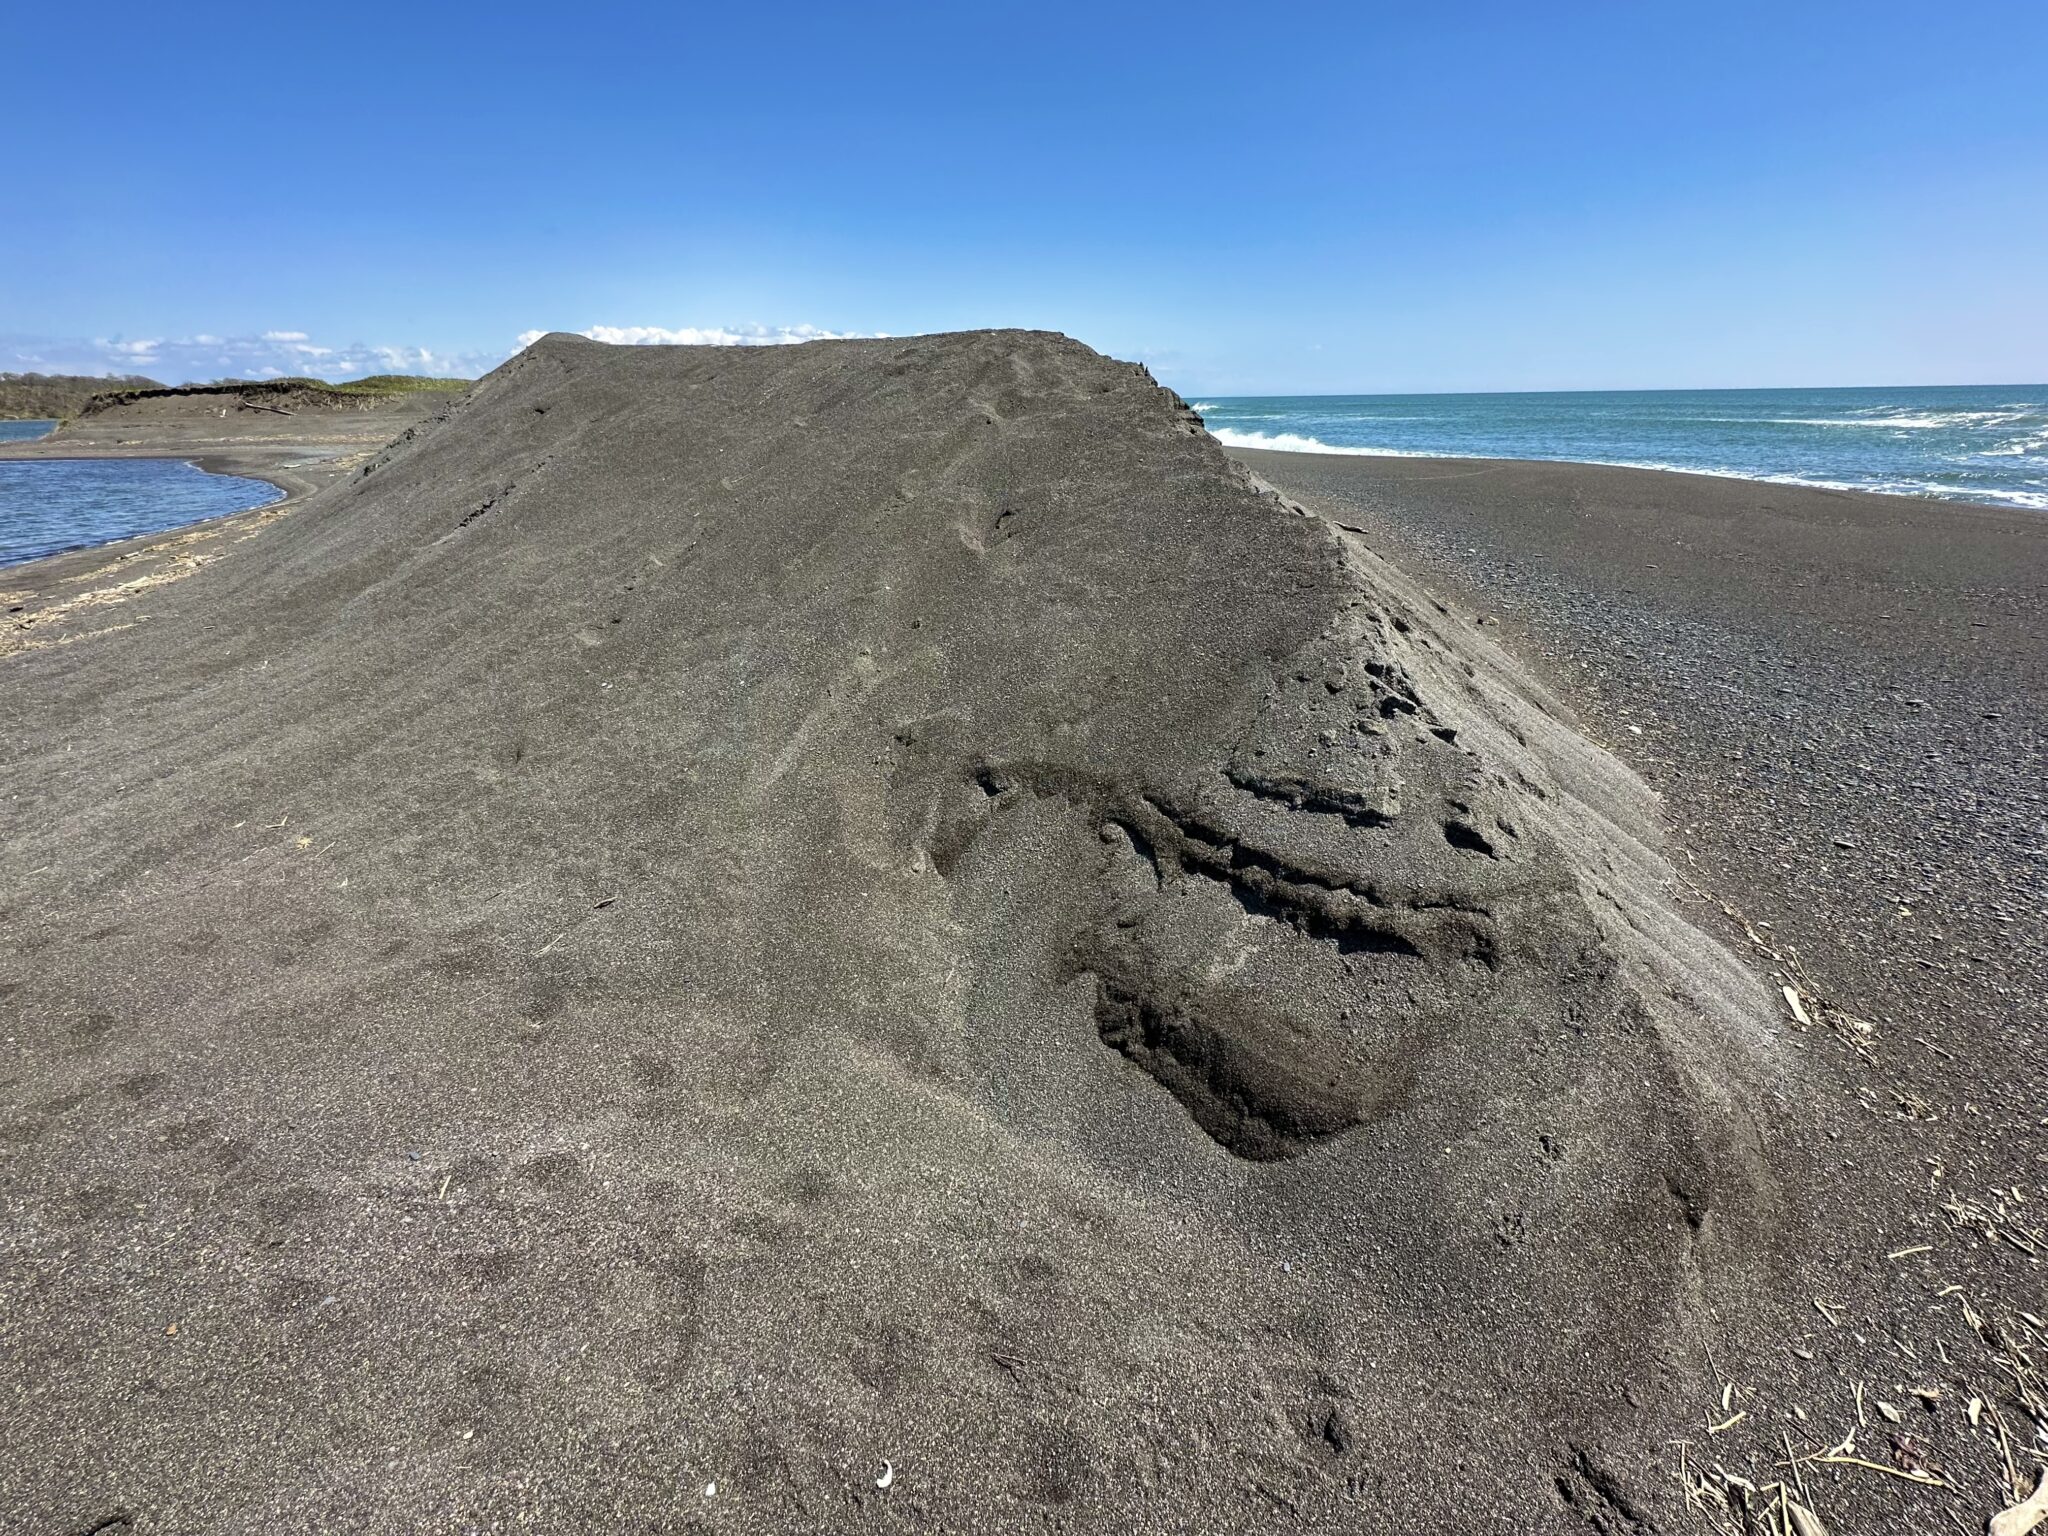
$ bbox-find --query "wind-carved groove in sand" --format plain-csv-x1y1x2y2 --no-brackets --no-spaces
1089,968,1368,1164
970,762,1503,1162
1222,766,1395,830
441,457,553,541
1134,790,1431,962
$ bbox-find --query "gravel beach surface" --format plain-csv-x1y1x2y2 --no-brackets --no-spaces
1239,448,2048,1530
1231,451,2046,1130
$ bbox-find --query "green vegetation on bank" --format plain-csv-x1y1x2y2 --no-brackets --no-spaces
330,374,472,396
1,370,474,421
187,374,472,397
0,371,163,420
189,374,471,396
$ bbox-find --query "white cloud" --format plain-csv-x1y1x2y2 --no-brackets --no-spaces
517,322,885,350
1,321,887,387
1,329,509,384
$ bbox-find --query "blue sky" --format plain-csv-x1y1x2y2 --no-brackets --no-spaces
6,1,2044,394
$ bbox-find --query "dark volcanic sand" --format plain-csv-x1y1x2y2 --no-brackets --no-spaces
0,339,2040,1534
1237,447,2048,1525
1231,450,2045,1108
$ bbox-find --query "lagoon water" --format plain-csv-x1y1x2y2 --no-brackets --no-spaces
0,454,282,567
1196,385,2048,510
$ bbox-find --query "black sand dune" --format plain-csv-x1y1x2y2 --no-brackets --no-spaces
0,334,2031,1532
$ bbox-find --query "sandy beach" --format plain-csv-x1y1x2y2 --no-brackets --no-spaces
1,338,2042,1534
1232,450,2045,1107
1233,446,2048,1526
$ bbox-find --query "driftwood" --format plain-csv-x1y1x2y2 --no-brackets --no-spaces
237,398,293,416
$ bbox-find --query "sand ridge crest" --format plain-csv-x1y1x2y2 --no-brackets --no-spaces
3,329,1804,1532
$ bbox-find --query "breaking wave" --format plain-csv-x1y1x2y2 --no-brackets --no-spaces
1208,428,1433,457
1189,384,2048,511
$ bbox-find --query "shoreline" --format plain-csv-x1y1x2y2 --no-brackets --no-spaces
0,405,430,645
0,452,307,575
0,387,449,581
1222,441,2048,528
0,464,290,571
4,448,303,493
1206,436,2048,513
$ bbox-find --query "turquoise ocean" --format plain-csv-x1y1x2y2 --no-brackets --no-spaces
1194,384,2048,511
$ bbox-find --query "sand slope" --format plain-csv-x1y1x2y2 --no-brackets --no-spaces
2,333,1799,1532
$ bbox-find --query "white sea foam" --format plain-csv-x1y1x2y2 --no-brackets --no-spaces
1611,463,2048,510
1197,392,2048,511
1979,429,2048,458
1778,410,2035,430
1779,415,1951,429
1208,427,1434,457
1225,441,2048,511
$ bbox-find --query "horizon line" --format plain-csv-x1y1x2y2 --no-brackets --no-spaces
1187,378,2048,400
